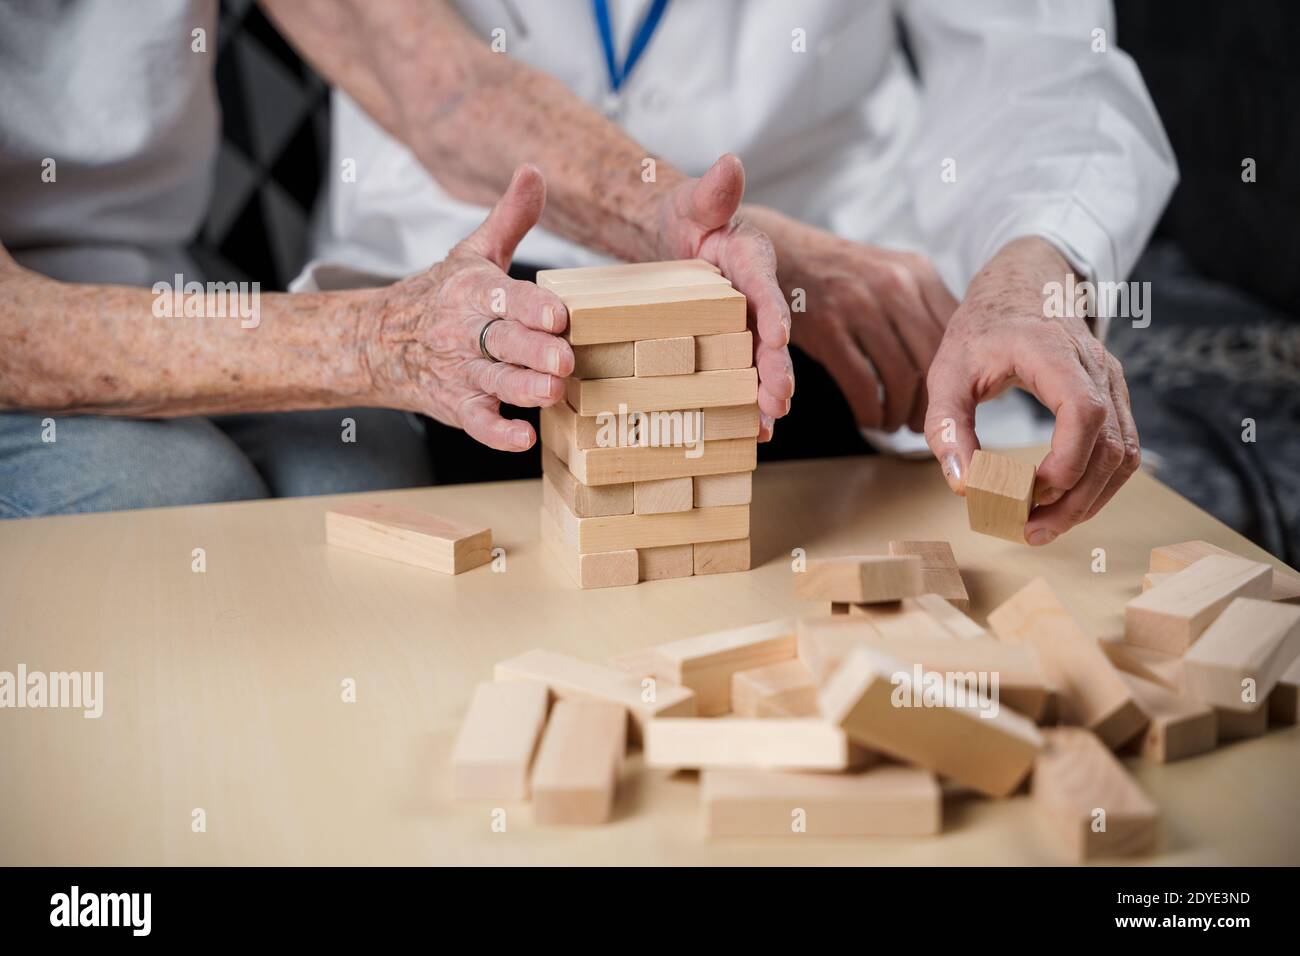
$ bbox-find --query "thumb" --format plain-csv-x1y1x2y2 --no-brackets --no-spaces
680,153,745,231
463,164,546,270
924,360,980,494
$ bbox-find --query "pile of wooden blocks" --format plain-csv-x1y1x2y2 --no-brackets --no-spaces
451,535,1300,859
536,259,759,588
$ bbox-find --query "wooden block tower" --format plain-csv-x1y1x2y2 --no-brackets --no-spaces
536,259,758,588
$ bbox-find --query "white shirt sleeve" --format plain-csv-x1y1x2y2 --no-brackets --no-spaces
898,0,1179,335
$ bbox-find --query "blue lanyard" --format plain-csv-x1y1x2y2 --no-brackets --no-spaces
592,0,671,93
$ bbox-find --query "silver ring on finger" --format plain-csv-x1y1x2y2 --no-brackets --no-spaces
478,317,507,362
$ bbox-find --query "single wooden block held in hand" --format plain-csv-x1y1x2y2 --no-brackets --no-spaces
1124,555,1273,654
1032,727,1159,860
551,284,747,346
817,645,1043,797
638,543,694,582
451,681,551,801
1150,539,1300,602
495,648,696,741
964,450,1035,542
888,540,970,612
794,555,924,603
530,699,626,825
701,403,760,440
694,537,751,576
644,718,868,771
988,578,1147,750
693,472,752,508
1182,598,1300,712
539,508,638,589
695,330,754,371
731,659,818,717
325,501,491,574
634,477,693,515
1116,671,1216,764
702,765,941,838
634,336,696,377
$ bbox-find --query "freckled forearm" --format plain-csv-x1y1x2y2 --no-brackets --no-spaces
0,265,375,417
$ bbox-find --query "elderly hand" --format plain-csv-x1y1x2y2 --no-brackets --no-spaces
361,165,573,451
924,237,1141,545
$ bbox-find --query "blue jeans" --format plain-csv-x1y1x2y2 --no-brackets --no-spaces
0,408,433,518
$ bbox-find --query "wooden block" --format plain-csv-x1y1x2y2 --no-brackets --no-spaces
555,285,746,346
537,258,722,292
797,615,880,683
693,472,752,508
701,403,760,440
634,618,796,716
904,593,988,639
567,368,757,416
1098,638,1184,692
495,649,696,741
794,555,924,603
1215,701,1269,742
540,448,632,518
634,336,695,377
888,541,970,612
695,330,753,371
634,477,693,515
694,537,751,575
644,718,869,771
539,508,638,589
988,578,1147,750
325,501,491,574
1182,598,1300,711
1150,539,1300,602
702,765,940,838
964,450,1035,542
1142,571,1174,592
1270,658,1300,726
1124,555,1273,654
1116,671,1216,764
543,477,749,552
817,645,1042,797
638,544,694,582
1032,727,1159,860
530,700,626,825
571,341,634,379
451,681,551,801
731,659,818,717
542,397,712,454
845,601,965,642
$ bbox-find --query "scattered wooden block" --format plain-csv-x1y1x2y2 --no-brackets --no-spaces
794,555,924,603
1032,727,1159,860
1124,555,1273,654
1215,701,1269,742
451,681,551,801
1182,598,1300,711
634,336,695,377
325,501,491,575
1270,658,1300,726
541,448,633,518
731,659,818,717
701,403,760,440
1116,671,1216,764
817,645,1042,797
905,593,988,639
539,508,638,589
1098,638,1184,692
530,700,626,825
964,450,1035,542
631,618,796,716
694,537,751,575
543,478,749,552
567,368,757,416
634,477,693,515
1150,539,1300,602
571,341,634,379
693,471,752,508
797,615,880,683
547,284,746,346
988,578,1147,750
888,541,970,612
1142,571,1174,592
644,718,869,771
695,330,753,371
702,765,940,838
638,544,694,582
845,601,963,642
495,649,696,742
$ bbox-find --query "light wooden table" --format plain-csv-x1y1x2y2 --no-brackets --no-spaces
2,449,1297,866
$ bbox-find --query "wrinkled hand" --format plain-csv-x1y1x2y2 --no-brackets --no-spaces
924,237,1141,545
361,165,573,451
647,155,796,441
745,207,958,434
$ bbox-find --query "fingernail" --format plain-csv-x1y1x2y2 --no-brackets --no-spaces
942,453,963,491
1035,485,1063,507
542,307,556,332
1028,529,1058,547
511,426,532,449
547,346,562,375
535,375,554,399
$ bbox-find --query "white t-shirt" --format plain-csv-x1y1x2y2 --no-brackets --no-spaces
0,0,218,284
